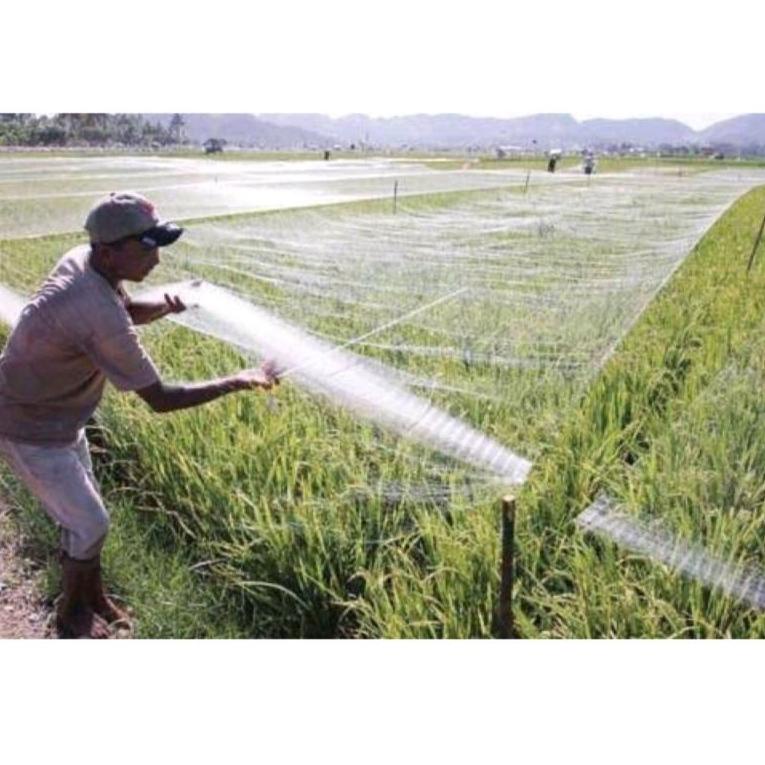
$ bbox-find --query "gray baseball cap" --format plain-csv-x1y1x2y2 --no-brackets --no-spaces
84,191,183,247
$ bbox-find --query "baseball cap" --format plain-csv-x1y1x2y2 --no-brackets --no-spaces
84,191,183,247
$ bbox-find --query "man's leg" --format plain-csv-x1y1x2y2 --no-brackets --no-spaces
57,552,112,639
73,431,132,627
0,434,112,638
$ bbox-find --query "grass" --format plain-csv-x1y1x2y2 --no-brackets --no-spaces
0,447,255,638
0,167,764,637
514,186,765,637
423,156,765,173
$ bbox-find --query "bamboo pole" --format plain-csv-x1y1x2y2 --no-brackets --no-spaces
746,211,765,274
497,495,516,639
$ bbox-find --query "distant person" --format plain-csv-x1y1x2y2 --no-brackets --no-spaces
584,155,595,175
547,155,558,173
324,150,331,161
0,192,280,638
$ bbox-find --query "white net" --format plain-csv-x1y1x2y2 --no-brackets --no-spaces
2,158,765,504
578,494,765,610
0,282,23,326
138,279,532,485
0,155,568,238
160,168,765,380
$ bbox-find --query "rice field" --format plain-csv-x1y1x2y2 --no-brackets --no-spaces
1,153,765,637
0,154,578,238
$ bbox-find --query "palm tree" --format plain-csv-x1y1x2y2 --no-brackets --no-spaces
169,113,185,143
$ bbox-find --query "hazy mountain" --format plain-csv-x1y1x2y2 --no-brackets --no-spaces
147,113,331,148
150,112,765,150
257,113,348,139
698,114,765,146
581,118,695,145
260,112,584,147
259,112,708,148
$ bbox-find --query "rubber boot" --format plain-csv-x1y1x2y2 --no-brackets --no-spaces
90,555,133,631
56,553,112,639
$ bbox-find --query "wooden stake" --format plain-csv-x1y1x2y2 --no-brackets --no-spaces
523,170,531,194
746,211,765,274
497,495,516,638
393,180,398,214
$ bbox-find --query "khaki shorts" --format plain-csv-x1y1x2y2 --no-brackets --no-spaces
0,430,109,560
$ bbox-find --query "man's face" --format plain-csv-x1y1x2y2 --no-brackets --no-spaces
104,237,160,282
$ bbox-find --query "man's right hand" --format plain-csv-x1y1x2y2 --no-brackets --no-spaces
232,362,282,391
137,360,283,413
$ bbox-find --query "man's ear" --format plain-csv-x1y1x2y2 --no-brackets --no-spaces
91,242,115,272
98,243,116,264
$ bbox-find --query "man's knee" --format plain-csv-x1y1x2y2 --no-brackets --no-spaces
67,511,110,560
79,532,108,560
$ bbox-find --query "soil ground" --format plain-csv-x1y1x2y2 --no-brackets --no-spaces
0,501,52,639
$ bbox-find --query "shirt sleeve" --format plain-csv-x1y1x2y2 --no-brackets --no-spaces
116,284,132,309
83,325,160,392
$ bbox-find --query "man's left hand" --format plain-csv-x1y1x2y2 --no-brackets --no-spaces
164,294,187,316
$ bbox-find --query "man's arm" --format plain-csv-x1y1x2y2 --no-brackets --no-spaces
126,294,186,326
135,365,279,413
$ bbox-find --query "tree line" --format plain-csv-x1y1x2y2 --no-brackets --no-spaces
0,114,186,147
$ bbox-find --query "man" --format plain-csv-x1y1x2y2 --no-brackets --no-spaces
0,191,279,639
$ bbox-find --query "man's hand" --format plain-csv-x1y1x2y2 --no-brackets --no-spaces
164,293,187,316
128,293,188,326
136,360,283,414
232,361,282,392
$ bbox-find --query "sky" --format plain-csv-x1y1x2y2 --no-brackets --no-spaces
3,2,763,129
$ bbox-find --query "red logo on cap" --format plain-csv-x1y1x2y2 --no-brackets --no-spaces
138,199,156,216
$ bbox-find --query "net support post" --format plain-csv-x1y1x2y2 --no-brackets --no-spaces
497,495,516,639
746,211,765,274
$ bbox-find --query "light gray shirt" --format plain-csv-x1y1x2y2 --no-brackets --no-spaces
0,245,159,445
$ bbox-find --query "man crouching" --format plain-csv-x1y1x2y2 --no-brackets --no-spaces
0,191,279,638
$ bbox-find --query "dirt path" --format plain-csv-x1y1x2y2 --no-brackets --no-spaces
0,502,51,639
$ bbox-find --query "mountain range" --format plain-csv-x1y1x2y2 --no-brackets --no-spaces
148,113,765,150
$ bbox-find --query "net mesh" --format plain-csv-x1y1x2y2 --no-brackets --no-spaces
2,157,765,505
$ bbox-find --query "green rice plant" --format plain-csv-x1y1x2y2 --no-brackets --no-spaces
1,165,765,637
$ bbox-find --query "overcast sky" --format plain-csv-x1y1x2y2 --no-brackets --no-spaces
4,1,762,130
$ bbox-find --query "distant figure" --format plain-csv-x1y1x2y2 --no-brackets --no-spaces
584,155,595,175
547,155,558,173
324,150,331,161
